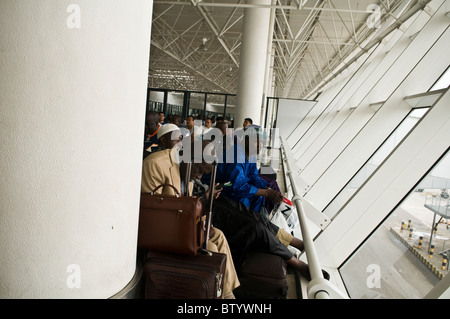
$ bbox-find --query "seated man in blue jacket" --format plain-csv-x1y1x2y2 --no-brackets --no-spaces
204,123,282,215
201,124,330,280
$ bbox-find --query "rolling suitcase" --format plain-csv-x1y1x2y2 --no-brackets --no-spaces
234,251,288,299
144,250,226,299
142,162,226,299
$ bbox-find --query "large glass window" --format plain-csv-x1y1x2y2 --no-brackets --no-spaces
205,94,225,122
146,89,235,126
166,91,184,118
148,90,164,112
340,151,450,298
324,108,429,218
189,92,206,120
430,65,450,91
225,95,236,127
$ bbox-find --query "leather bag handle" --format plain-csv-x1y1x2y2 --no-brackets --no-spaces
150,184,180,197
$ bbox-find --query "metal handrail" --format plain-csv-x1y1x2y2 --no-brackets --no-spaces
280,137,348,299
280,138,328,298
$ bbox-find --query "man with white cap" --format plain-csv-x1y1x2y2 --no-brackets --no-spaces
156,123,182,150
141,126,240,298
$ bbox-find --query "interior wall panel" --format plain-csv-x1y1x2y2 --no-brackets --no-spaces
305,4,450,210
298,3,448,191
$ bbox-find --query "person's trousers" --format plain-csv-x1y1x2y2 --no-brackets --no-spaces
207,227,240,295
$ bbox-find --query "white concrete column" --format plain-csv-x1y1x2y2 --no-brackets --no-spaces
0,0,153,298
234,0,272,128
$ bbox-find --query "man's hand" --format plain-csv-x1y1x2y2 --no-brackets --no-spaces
265,188,283,204
256,187,283,204
205,183,222,200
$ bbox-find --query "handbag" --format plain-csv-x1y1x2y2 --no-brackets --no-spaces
137,183,206,256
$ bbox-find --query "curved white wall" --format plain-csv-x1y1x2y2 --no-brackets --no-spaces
0,0,153,298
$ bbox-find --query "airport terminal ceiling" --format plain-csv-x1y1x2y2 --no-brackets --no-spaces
148,0,412,99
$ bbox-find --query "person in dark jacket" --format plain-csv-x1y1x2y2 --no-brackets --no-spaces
200,126,329,280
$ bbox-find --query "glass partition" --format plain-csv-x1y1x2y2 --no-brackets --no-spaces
340,150,450,298
324,108,429,218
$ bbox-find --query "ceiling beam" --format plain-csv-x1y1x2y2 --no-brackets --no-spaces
155,1,386,14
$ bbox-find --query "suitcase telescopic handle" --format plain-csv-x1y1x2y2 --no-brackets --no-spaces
204,162,217,251
184,162,192,197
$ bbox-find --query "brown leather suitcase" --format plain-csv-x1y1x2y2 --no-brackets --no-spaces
144,250,226,299
234,251,288,299
137,162,207,256
137,184,205,256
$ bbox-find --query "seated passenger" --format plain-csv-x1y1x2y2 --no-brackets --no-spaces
193,178,328,281
141,130,240,298
200,125,329,280
157,123,182,150
204,124,282,215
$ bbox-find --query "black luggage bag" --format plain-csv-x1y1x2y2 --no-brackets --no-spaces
234,251,288,299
